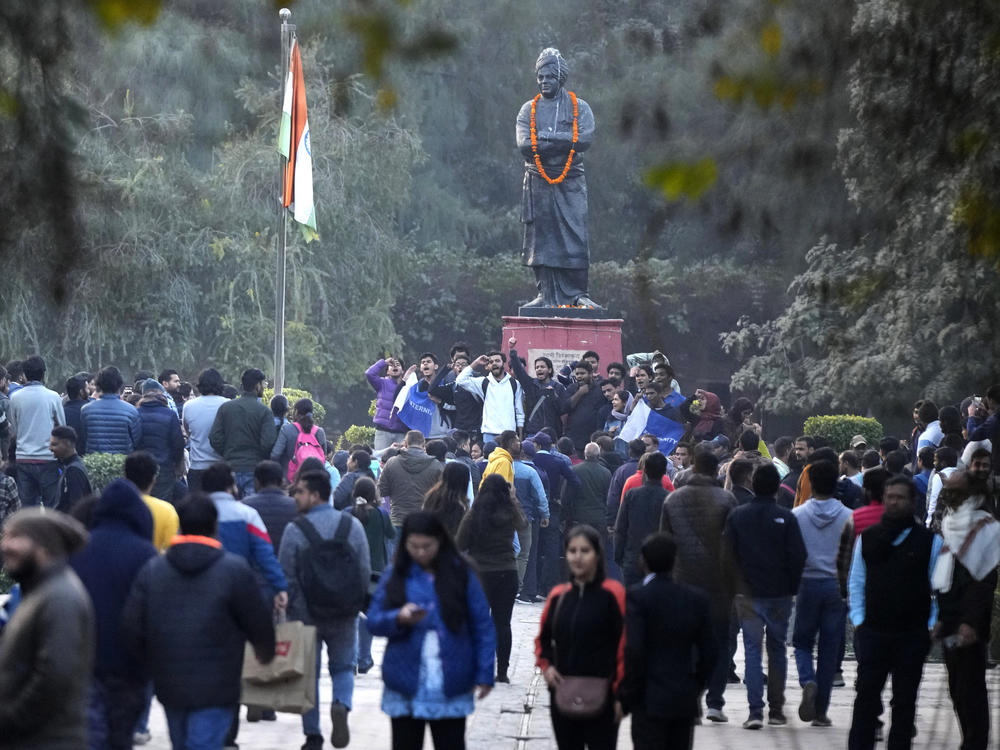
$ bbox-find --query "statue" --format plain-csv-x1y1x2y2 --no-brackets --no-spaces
516,48,602,309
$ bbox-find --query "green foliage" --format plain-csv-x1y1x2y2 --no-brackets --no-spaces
0,568,11,596
263,387,326,424
726,0,1000,414
83,453,127,493
803,415,883,452
368,400,376,419
339,425,376,450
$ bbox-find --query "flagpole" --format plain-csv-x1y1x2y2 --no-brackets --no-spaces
275,8,293,396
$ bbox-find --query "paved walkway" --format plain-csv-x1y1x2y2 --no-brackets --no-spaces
145,601,987,749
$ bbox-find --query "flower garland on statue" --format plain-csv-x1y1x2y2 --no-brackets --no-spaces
530,91,579,185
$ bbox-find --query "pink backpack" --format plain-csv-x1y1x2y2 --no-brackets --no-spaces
288,424,326,482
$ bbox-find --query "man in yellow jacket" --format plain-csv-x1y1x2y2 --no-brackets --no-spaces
481,430,519,488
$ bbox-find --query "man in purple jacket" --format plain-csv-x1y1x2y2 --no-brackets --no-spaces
366,357,407,451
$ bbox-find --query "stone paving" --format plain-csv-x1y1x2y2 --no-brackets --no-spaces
144,601,993,749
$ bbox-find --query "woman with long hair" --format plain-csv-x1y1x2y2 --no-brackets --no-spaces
353,477,396,673
423,462,471,536
536,525,626,750
332,449,376,510
271,397,328,480
367,512,496,750
456,474,528,683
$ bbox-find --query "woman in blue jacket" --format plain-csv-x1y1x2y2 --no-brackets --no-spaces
367,511,496,750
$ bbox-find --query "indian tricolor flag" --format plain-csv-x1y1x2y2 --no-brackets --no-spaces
278,38,318,242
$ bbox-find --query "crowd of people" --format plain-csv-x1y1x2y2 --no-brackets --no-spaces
0,348,998,750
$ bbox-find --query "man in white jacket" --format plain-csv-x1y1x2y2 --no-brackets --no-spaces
457,352,524,443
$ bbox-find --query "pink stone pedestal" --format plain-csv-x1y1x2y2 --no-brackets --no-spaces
501,315,624,373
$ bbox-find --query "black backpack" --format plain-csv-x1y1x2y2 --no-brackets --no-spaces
294,514,365,620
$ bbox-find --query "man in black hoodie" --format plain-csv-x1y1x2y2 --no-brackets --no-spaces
123,493,275,749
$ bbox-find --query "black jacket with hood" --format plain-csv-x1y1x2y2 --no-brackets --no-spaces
122,537,276,709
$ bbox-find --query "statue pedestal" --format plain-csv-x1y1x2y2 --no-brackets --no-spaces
501,314,624,374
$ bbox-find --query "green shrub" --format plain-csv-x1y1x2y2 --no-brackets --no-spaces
803,415,883,452
0,568,12,595
82,452,127,493
339,425,376,450
262,387,326,424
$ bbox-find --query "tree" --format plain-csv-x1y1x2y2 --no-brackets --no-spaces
724,0,1000,414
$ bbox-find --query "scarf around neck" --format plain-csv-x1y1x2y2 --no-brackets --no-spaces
932,497,1000,593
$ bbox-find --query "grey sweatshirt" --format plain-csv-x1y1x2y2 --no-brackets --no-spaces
792,498,852,579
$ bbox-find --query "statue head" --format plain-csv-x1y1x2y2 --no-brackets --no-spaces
535,47,568,99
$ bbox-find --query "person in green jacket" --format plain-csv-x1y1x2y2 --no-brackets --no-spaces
209,368,277,497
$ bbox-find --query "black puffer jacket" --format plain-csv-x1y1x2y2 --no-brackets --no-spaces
122,539,275,709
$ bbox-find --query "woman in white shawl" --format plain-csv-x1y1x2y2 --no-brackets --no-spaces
931,466,1000,750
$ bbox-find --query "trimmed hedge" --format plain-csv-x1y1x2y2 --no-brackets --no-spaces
82,452,126,493
803,415,883,452
339,425,376,451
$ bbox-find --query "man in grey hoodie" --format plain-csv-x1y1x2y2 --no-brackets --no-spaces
791,459,855,727
376,430,443,532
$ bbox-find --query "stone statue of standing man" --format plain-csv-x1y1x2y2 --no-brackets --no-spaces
516,47,602,309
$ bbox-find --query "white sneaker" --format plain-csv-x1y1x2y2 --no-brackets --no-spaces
706,708,728,723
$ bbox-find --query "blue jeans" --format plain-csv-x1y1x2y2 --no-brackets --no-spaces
736,595,792,717
793,578,846,717
15,461,61,507
303,618,357,737
234,471,255,498
87,675,146,750
164,706,234,750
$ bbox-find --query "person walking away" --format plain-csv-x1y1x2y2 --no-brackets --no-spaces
182,368,227,492
351,477,395,674
660,450,737,722
209,368,278,497
8,355,65,507
0,508,92,748
536,525,626,750
49,425,92,512
931,468,1000,750
280,470,371,749
135,379,185,502
367,511,496,750
271,397,328,484
122,494,276,750
619,533,716,750
423,462,471,537
332,449,375,511
240,459,298,723
69,479,157,749
791,459,854,727
614,451,670,587
722,464,806,729
79,365,141,456
457,474,528,683
378,430,443,533
512,439,550,602
847,476,942,750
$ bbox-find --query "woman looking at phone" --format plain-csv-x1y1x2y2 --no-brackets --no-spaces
367,511,496,750
536,525,626,750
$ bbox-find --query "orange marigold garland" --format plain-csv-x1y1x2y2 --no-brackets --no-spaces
530,91,579,185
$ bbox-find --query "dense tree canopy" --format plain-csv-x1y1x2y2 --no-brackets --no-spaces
2,0,995,426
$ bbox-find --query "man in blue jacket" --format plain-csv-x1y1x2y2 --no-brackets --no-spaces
80,366,142,455
512,444,550,602
70,479,157,750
